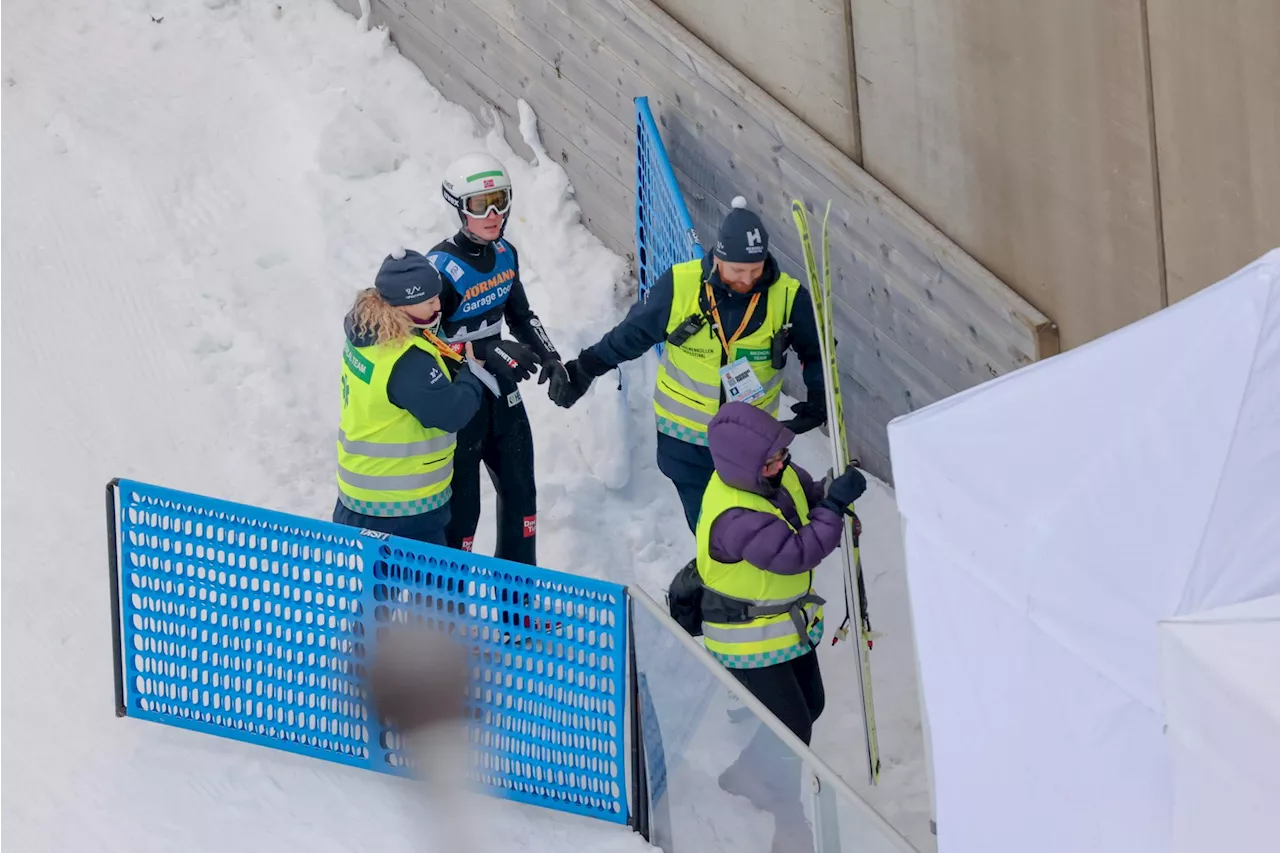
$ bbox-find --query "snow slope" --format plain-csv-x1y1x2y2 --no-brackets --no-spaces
1,0,930,849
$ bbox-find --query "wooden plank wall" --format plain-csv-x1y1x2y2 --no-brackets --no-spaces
649,0,861,161
335,0,1058,481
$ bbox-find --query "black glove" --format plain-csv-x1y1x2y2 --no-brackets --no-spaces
781,398,826,435
537,358,569,390
819,463,867,516
474,338,541,384
548,359,596,408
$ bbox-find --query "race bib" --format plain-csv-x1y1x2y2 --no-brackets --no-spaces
719,357,766,404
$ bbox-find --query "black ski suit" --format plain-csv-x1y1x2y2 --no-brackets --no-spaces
427,230,560,566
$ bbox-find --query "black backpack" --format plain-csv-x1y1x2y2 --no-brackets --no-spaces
666,559,704,637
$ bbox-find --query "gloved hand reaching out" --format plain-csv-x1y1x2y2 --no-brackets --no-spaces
537,358,569,391
472,338,541,384
781,398,826,435
547,349,610,409
547,359,595,408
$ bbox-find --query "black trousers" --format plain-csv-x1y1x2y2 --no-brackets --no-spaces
655,433,716,532
444,383,537,565
331,500,450,547
728,650,826,745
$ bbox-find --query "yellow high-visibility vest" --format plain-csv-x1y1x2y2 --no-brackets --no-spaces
336,334,456,517
695,468,824,668
654,260,799,446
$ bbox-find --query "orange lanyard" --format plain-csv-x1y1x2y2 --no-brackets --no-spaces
705,282,761,358
419,327,464,362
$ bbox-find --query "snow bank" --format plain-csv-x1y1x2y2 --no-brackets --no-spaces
1,0,930,848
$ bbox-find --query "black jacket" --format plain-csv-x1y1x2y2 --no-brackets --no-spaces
429,230,560,362
580,254,825,402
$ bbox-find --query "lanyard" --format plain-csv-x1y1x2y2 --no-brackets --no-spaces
419,327,464,362
705,282,761,358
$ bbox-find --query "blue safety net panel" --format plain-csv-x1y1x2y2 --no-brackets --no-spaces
634,96,704,306
108,478,630,824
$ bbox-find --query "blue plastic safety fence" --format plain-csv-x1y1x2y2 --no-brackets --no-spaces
107,478,631,825
634,96,703,308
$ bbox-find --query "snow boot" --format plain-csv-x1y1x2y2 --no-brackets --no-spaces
717,734,803,813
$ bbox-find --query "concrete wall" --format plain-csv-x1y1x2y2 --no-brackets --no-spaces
851,0,1165,350
334,0,1056,482
652,0,861,161
1147,0,1280,303
646,0,1280,347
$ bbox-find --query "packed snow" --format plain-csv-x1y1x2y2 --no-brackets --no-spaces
1,0,932,850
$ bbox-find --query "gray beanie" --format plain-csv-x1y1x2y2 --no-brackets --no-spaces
713,196,769,263
375,248,444,306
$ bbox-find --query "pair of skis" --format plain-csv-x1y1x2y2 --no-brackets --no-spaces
791,200,881,785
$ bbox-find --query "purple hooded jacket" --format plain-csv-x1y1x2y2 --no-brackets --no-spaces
704,402,844,575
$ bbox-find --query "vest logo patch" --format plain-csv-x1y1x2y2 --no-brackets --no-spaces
445,260,465,282
507,389,522,408
343,341,374,384
734,347,771,364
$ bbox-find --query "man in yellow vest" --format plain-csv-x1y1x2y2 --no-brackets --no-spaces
547,197,829,531
333,249,487,545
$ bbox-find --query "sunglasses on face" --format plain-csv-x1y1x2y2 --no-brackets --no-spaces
462,188,512,217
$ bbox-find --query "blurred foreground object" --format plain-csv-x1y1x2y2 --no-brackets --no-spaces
367,622,479,852
367,621,470,734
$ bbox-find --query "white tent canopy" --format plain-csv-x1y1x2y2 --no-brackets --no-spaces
887,248,1280,853
1160,594,1280,853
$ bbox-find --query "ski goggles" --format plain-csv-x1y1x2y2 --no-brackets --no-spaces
461,187,512,218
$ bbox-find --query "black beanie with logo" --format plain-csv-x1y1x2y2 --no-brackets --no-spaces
375,248,444,306
713,196,769,263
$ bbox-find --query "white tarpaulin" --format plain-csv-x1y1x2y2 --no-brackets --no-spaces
1160,595,1280,853
886,248,1280,853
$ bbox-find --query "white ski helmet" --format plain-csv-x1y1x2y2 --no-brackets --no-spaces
441,152,513,222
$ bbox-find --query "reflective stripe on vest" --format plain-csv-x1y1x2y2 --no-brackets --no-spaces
337,429,455,458
336,333,456,516
335,459,454,492
694,468,825,668
653,260,798,445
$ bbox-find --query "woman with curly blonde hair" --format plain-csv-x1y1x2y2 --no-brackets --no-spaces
333,249,485,545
